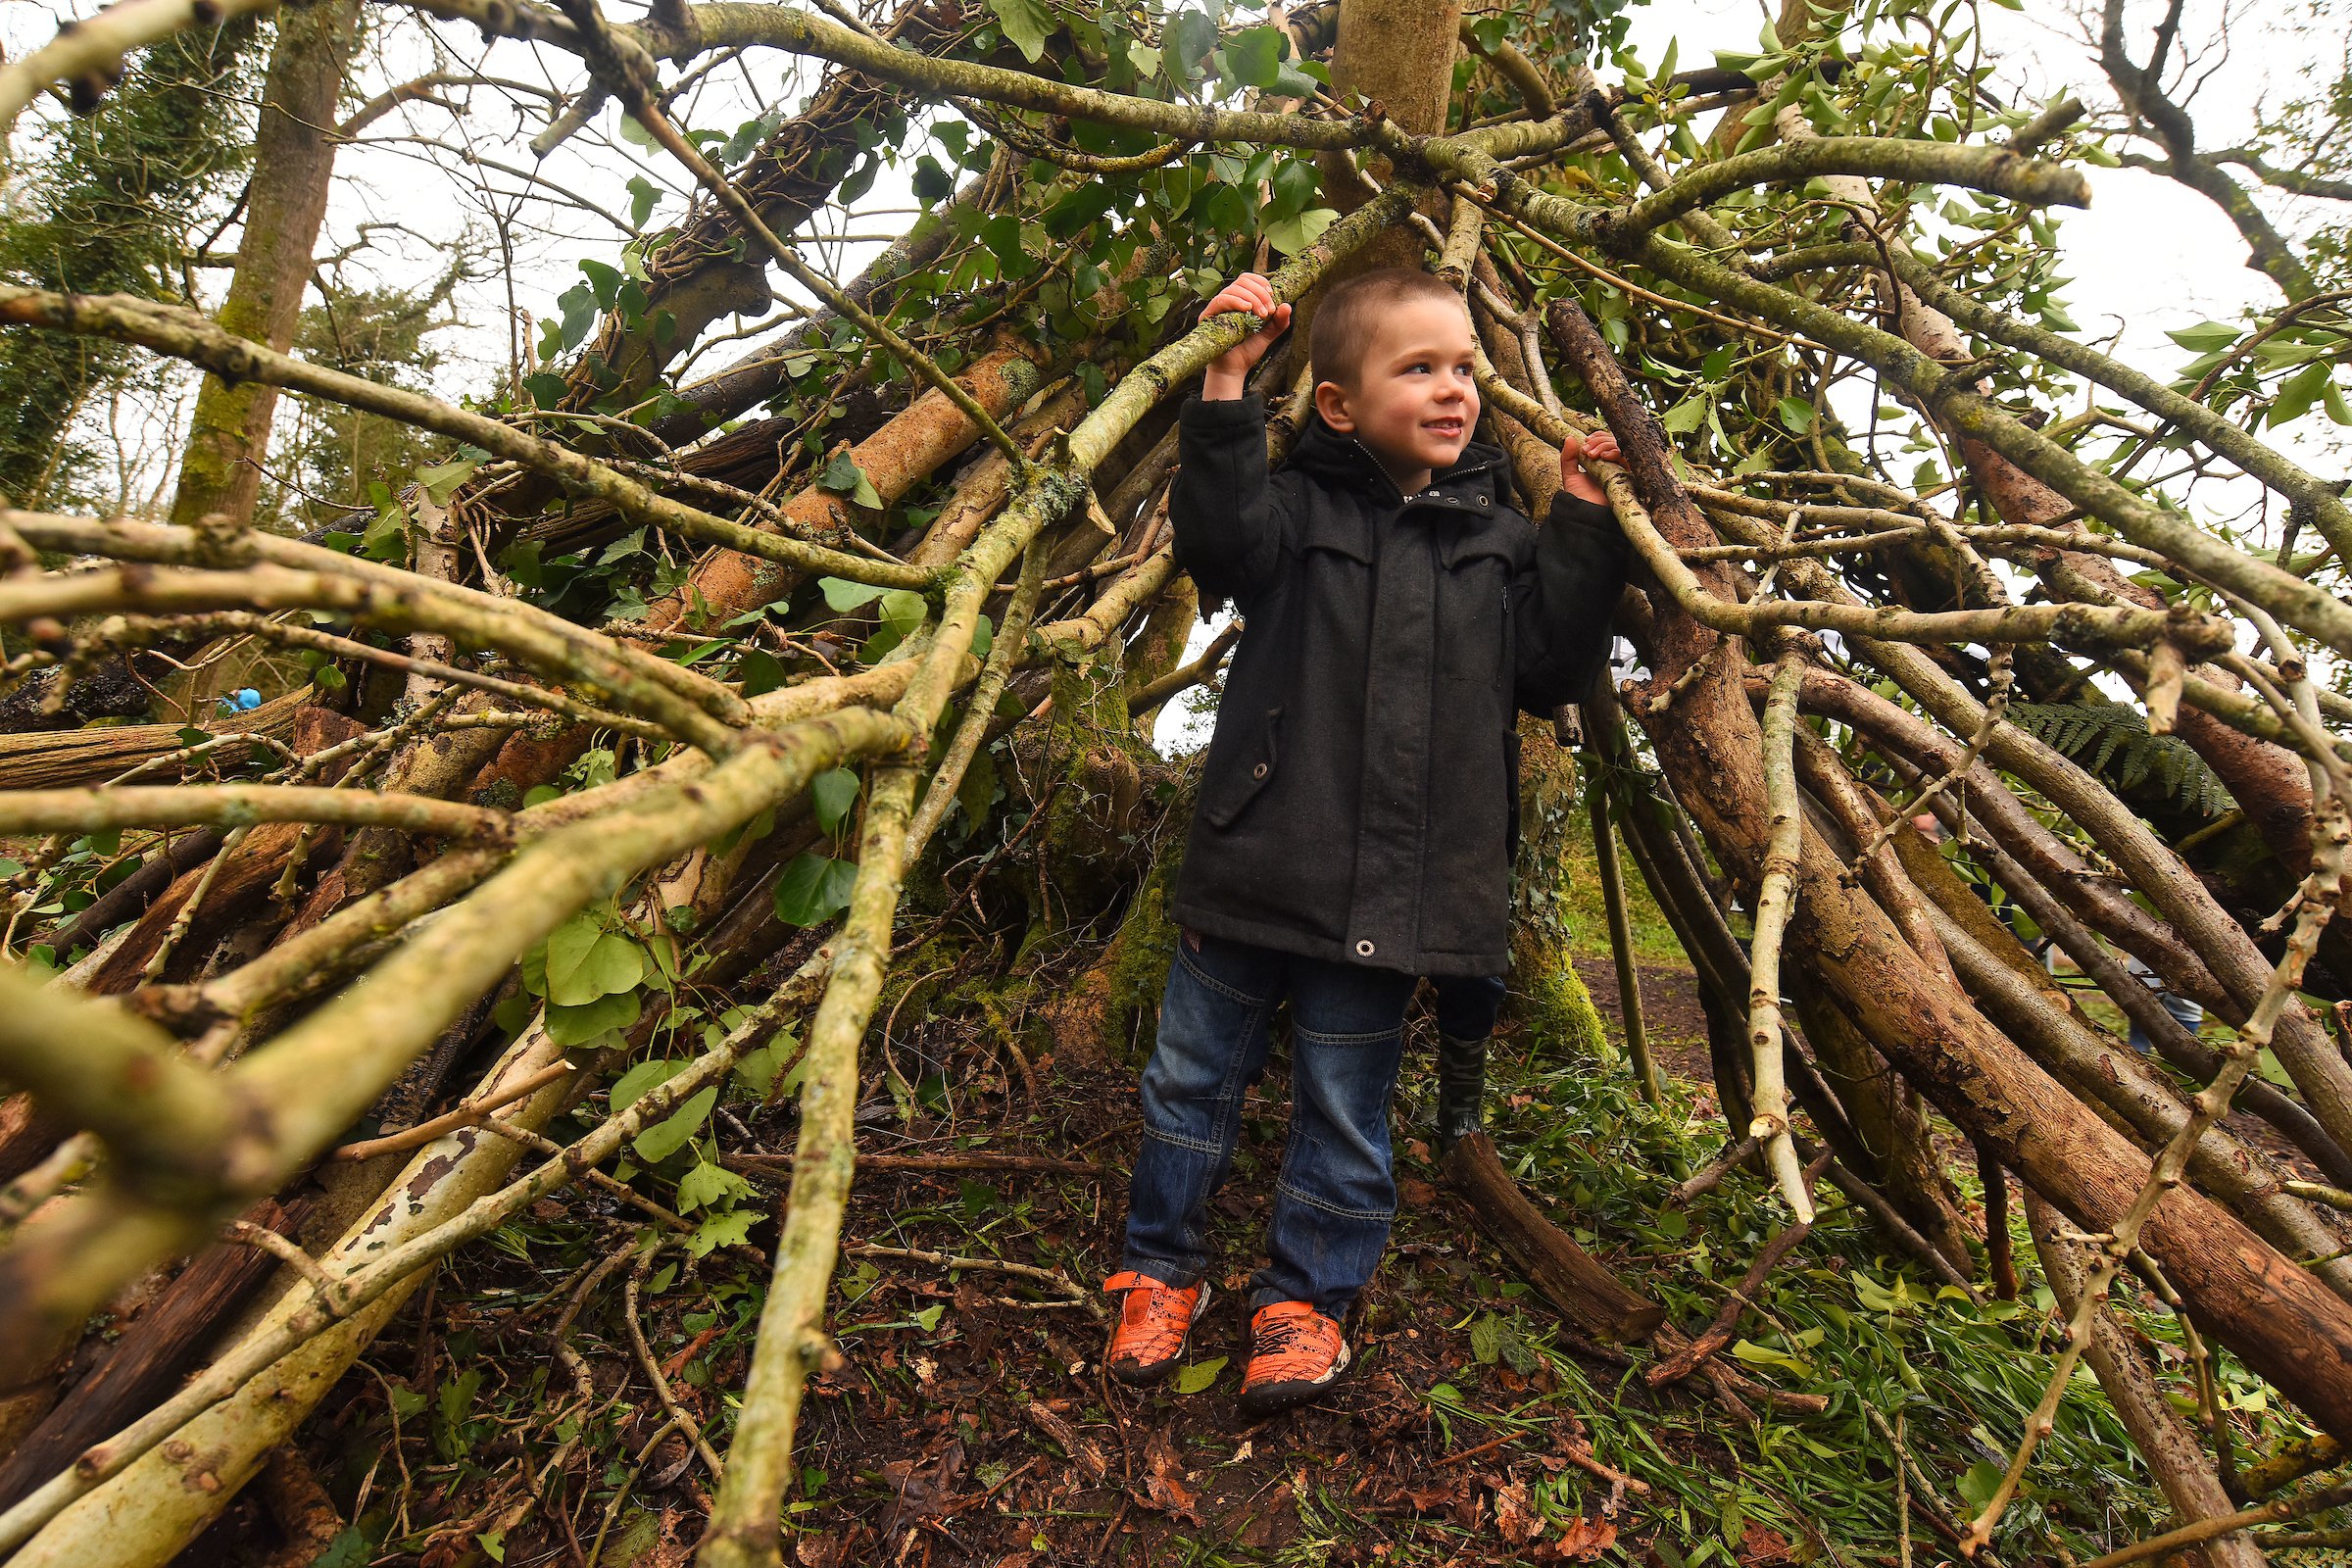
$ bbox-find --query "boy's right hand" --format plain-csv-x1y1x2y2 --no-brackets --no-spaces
1201,272,1292,400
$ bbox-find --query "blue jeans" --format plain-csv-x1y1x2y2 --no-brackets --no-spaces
1121,933,1417,1315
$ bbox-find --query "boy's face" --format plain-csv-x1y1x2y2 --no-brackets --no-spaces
1313,295,1482,486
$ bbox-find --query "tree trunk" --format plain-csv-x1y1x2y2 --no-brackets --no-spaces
167,0,360,529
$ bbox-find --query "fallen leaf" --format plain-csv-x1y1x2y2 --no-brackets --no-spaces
1536,1516,1619,1563
1399,1177,1439,1207
1493,1481,1543,1545
1139,1430,1201,1524
1405,1475,1469,1512
1737,1522,1796,1566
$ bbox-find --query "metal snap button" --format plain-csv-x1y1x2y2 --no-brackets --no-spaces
1251,762,1268,779
1478,496,1491,506
1354,938,1376,957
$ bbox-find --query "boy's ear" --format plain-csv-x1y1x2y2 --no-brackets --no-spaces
1312,379,1355,432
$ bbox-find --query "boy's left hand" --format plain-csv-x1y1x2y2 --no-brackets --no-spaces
1559,428,1620,506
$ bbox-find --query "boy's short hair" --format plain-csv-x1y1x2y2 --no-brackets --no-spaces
1309,267,1467,390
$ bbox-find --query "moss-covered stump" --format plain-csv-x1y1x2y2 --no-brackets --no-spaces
1507,713,1613,1063
1039,762,1191,1069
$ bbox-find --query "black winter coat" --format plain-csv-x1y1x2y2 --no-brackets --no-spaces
1168,394,1632,978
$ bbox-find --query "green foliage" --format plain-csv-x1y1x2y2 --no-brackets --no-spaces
2006,700,2237,816
0,20,262,504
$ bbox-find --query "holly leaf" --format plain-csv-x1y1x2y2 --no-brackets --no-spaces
634,1085,717,1162
773,853,858,926
811,766,860,835
987,0,1053,62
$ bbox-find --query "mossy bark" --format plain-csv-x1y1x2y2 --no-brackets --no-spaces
168,0,360,529
1506,716,1610,1060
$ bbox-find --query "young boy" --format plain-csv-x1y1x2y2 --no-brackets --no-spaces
1102,267,1630,1417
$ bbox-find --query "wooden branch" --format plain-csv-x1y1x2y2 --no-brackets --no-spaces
1440,1131,1667,1343
1747,653,1816,1221
1646,1150,1835,1387
0,292,935,594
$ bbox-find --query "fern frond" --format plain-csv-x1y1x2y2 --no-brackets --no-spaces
2006,700,2237,817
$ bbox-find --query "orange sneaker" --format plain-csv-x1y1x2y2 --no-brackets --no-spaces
1239,1300,1350,1417
1103,1270,1211,1387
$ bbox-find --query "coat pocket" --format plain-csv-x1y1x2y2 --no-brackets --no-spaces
1202,706,1283,829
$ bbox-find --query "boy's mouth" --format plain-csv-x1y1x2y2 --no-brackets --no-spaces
1423,417,1465,440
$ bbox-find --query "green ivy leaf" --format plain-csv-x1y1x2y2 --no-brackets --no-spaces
731,1027,801,1098
617,112,658,149
1954,1459,2005,1511
817,450,868,497
811,767,860,835
1263,207,1338,257
1219,25,1287,90
626,174,660,229
2269,361,2331,427
2165,320,2240,352
1775,395,1816,434
634,1085,717,1162
986,0,1053,62
687,1207,759,1258
548,930,644,1007
542,912,600,996
1166,9,1217,80
546,989,641,1047
1171,1355,1227,1395
612,1057,688,1112
910,154,954,206
819,576,890,612
956,744,999,833
773,853,858,926
1661,397,1707,435
676,1159,755,1213
738,646,787,697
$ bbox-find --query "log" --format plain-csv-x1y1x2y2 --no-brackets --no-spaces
0,690,309,791
1441,1131,1667,1342
0,1198,311,1512
1551,289,2352,1445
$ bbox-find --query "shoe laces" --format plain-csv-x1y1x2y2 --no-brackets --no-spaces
1252,1303,1330,1360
